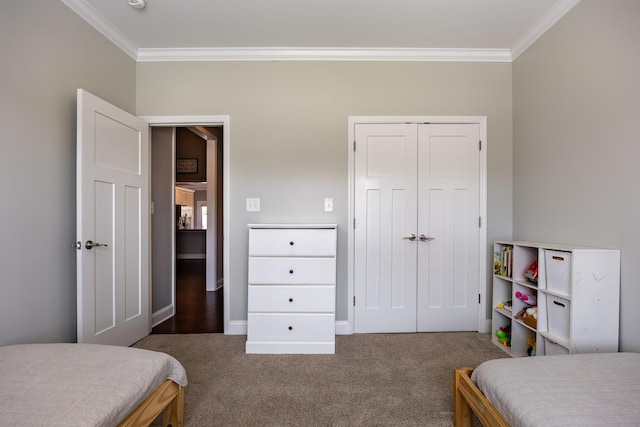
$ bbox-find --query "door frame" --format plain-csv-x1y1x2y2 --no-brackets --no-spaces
142,115,231,334
347,116,489,334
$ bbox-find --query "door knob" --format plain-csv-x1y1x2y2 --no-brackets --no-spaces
402,234,416,241
419,234,435,242
85,240,109,250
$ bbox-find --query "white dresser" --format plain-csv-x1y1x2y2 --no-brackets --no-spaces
246,224,337,354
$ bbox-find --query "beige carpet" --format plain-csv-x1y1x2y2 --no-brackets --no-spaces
135,332,508,426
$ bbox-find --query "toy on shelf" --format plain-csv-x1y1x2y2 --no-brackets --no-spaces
496,298,512,312
525,260,538,283
515,290,537,306
514,306,538,329
495,325,511,347
527,337,537,356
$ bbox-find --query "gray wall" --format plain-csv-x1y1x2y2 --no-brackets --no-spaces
136,61,514,323
513,0,640,351
0,1,136,345
151,127,175,313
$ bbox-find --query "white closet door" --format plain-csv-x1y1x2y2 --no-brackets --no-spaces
354,122,481,333
354,123,418,333
416,124,480,331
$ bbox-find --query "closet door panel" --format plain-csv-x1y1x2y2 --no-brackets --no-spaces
354,123,418,333
417,124,480,332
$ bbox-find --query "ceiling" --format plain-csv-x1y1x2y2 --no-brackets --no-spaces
62,0,580,62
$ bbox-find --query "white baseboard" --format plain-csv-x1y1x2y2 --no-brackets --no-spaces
226,320,247,335
207,277,224,292
335,320,352,335
480,318,492,334
152,304,174,327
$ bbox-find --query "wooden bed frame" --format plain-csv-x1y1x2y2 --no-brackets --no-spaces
453,368,508,427
118,380,185,427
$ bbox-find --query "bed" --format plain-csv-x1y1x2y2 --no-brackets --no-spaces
0,343,187,427
454,352,640,427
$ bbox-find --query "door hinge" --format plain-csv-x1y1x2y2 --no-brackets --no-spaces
354,141,356,152
479,140,482,151
479,217,482,227
353,218,356,229
353,296,356,306
478,294,481,304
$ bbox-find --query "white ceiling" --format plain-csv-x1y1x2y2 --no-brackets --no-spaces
61,0,580,61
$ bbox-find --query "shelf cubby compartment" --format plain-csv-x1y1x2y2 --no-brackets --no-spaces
492,274,512,315
512,244,539,286
492,313,512,356
510,321,537,357
493,242,514,279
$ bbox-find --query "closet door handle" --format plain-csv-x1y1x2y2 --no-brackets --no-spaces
402,234,416,241
85,240,109,250
419,234,435,242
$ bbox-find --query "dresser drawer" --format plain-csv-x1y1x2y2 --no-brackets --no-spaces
247,313,334,342
248,257,336,285
248,285,334,312
249,228,336,257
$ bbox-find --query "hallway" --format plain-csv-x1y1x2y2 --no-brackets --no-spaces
152,259,223,334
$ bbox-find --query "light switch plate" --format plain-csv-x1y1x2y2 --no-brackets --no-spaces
324,198,333,212
246,198,260,212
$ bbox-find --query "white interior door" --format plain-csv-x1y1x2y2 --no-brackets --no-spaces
76,89,150,346
354,122,480,333
354,124,418,332
416,124,480,331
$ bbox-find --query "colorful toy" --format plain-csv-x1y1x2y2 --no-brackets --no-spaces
515,290,537,306
514,305,538,328
496,298,512,312
527,337,537,356
525,260,538,283
495,325,511,346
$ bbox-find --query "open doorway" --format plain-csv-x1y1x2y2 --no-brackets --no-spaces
150,125,224,334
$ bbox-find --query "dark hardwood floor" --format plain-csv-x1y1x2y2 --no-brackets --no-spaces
152,259,224,334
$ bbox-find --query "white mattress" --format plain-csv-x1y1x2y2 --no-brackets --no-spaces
0,343,187,427
471,352,640,427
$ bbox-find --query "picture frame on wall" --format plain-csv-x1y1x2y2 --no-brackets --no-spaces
177,158,198,173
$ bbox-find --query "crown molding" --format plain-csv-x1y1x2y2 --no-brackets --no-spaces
62,0,577,63
511,0,581,60
136,47,512,62
61,0,138,60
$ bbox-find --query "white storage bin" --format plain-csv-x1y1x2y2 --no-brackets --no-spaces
545,250,571,295
545,338,569,356
546,294,571,341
